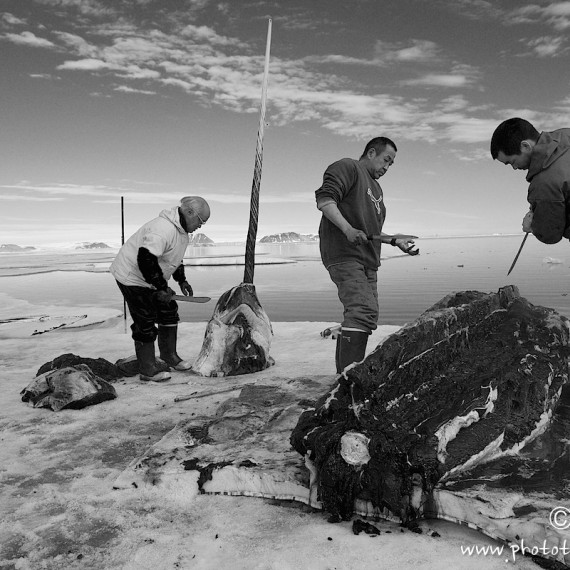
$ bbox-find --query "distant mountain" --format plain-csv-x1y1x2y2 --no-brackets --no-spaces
0,243,36,252
189,233,214,245
75,242,111,250
259,232,318,243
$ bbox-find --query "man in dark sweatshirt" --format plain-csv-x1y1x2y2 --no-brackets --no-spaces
491,117,570,244
315,137,418,373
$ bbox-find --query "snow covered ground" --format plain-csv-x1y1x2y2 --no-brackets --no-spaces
0,297,542,569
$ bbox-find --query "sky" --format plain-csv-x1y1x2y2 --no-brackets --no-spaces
1,0,570,247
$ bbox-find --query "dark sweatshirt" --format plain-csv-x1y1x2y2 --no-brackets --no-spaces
527,128,570,244
316,158,386,269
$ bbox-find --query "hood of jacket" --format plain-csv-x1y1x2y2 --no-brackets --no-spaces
159,206,187,235
527,128,570,182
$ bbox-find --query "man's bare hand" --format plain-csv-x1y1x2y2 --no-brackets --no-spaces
522,210,533,233
345,227,368,246
396,238,419,256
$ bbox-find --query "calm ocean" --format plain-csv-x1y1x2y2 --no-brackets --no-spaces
1,235,569,326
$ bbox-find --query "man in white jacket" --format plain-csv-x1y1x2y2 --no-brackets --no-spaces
110,196,210,381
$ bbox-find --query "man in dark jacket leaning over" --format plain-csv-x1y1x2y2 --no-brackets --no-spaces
110,196,210,382
490,117,570,244
316,137,418,374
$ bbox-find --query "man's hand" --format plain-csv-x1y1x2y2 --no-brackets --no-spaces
395,238,419,256
179,280,193,296
344,227,368,246
154,287,175,304
522,210,533,233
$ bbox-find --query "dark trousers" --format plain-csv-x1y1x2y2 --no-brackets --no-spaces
327,261,379,334
116,281,179,343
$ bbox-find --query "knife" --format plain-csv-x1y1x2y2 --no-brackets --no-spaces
172,295,211,303
507,233,529,276
367,233,419,241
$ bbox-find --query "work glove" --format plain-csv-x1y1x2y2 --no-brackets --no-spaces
179,280,193,296
154,287,175,304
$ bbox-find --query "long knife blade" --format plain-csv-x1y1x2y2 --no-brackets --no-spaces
172,295,211,303
367,233,418,241
507,233,529,276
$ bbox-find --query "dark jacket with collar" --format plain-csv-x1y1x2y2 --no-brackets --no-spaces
527,128,570,244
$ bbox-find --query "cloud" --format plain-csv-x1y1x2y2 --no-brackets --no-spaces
374,39,442,63
437,0,506,20
305,39,443,68
2,13,26,26
3,31,55,48
5,0,559,151
58,58,114,71
402,73,470,88
113,85,156,95
0,182,317,206
53,31,99,57
25,0,117,18
441,117,498,144
180,24,247,47
511,2,570,30
438,95,470,112
522,35,568,57
29,73,54,79
401,65,481,88
0,194,63,202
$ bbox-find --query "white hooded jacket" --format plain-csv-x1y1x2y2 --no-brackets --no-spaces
110,207,189,288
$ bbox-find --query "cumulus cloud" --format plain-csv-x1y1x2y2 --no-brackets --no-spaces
305,39,443,67
523,35,568,57
511,2,570,30
2,12,27,26
4,0,563,150
57,58,114,71
53,31,99,57
4,31,55,48
180,24,247,47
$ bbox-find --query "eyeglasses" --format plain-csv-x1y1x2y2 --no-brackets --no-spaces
188,209,206,227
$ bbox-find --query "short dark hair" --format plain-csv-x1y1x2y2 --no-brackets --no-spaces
360,136,397,159
490,118,539,159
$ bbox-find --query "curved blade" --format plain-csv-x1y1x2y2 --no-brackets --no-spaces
507,233,529,276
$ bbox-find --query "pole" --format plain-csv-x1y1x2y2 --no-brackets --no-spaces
121,196,127,332
243,18,272,284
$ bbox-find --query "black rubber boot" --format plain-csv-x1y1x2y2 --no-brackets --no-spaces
337,329,369,372
158,325,192,371
335,334,342,374
134,341,171,382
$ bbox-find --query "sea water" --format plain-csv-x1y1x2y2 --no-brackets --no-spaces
1,235,569,326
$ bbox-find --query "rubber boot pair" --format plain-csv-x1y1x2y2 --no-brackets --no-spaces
134,341,171,382
157,324,192,371
335,329,369,373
